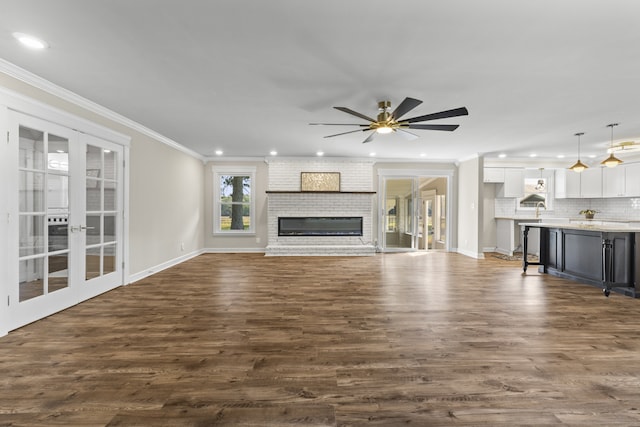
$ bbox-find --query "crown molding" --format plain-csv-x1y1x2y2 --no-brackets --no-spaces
0,58,205,162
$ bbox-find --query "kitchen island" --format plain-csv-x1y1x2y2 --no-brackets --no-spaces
520,221,640,297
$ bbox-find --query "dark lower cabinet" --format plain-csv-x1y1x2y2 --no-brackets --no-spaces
538,227,637,296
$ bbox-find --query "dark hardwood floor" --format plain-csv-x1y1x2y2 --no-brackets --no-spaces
2,252,640,426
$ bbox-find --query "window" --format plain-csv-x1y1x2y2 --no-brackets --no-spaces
213,166,255,234
518,169,552,211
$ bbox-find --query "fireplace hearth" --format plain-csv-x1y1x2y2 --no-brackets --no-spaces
278,217,363,236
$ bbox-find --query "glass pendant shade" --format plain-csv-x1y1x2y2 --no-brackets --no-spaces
601,153,623,168
569,159,588,173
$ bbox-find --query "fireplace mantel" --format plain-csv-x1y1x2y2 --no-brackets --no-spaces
266,191,376,194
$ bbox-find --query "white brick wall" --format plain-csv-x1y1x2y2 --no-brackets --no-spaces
266,159,376,255
267,158,374,192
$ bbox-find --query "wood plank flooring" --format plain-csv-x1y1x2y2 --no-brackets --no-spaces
2,252,640,426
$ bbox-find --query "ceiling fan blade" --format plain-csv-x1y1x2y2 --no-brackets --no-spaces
324,129,370,138
334,106,377,122
391,97,422,120
404,107,469,123
362,132,376,143
406,124,460,131
395,129,420,140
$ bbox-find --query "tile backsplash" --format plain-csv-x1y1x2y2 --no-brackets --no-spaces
495,197,640,221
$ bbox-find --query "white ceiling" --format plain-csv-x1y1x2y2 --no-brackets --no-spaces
2,0,640,164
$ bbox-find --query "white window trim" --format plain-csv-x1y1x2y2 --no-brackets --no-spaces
212,166,256,235
516,169,554,212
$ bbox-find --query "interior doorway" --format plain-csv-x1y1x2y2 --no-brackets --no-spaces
379,174,448,252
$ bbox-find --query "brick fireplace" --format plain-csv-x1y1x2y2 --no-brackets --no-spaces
265,159,376,256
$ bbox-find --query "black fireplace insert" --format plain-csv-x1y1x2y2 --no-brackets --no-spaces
278,217,363,236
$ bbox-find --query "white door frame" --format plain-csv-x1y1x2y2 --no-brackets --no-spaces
377,168,454,253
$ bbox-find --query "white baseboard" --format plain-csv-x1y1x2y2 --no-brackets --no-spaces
203,247,266,254
128,249,205,283
456,248,486,259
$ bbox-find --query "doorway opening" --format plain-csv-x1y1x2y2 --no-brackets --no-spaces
379,175,448,252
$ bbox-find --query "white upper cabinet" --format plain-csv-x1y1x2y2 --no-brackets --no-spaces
624,163,640,197
496,168,524,198
555,167,601,198
602,166,626,197
555,168,581,198
580,167,602,198
483,167,505,183
555,163,640,198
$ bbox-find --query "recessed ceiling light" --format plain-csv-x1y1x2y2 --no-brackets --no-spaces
498,153,507,158
215,150,223,156
419,153,426,157
316,151,324,156
369,152,376,157
269,150,277,156
529,153,537,158
588,154,597,158
556,154,565,159
13,32,48,50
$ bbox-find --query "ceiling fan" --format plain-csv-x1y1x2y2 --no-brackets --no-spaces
310,97,468,143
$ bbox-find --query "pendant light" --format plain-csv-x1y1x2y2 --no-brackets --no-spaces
601,123,623,168
569,132,588,173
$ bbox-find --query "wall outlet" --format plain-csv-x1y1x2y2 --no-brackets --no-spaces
256,237,261,243
180,242,185,251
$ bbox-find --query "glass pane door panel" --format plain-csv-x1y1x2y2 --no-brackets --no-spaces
86,247,101,280
19,257,45,302
19,215,45,257
86,145,102,174
47,174,69,209
104,214,116,243
104,187,116,210
19,127,45,170
104,244,116,275
384,178,414,249
48,254,69,293
19,171,45,212
48,215,69,252
86,180,102,211
86,215,102,245
47,134,69,171
104,150,116,180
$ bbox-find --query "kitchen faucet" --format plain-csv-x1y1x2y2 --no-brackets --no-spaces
535,201,546,218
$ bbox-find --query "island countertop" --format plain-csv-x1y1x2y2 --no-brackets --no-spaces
519,221,640,233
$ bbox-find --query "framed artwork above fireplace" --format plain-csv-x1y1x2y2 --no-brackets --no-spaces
300,172,340,192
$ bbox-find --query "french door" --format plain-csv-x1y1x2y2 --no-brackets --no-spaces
381,177,418,251
378,173,450,252
9,112,124,330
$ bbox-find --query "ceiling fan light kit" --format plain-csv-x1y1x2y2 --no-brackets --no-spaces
310,97,468,144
